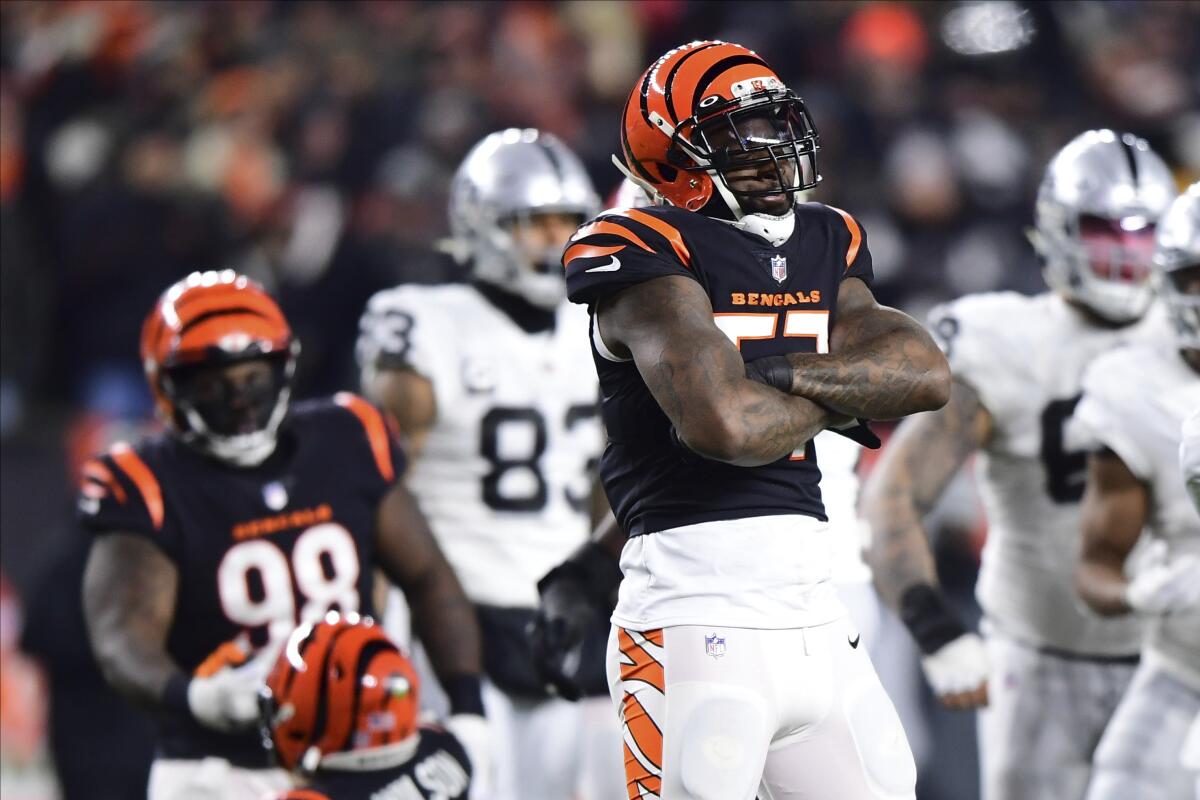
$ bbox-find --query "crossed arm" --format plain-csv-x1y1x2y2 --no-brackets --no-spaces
597,275,950,466
779,277,952,420
598,275,839,466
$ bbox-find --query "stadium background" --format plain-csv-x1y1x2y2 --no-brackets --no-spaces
0,1,1196,798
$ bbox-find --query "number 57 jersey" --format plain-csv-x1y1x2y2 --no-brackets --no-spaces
77,394,403,763
926,291,1155,657
357,284,603,608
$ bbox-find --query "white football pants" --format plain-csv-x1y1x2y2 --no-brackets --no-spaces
147,758,293,800
978,630,1136,800
1085,652,1199,800
607,619,917,800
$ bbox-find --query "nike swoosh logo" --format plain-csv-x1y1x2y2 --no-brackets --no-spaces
585,256,621,273
848,634,861,649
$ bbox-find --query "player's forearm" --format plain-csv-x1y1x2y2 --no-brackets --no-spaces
1074,559,1132,616
83,533,182,712
407,565,484,685
785,314,951,419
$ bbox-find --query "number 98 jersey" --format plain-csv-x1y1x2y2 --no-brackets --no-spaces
357,284,603,608
78,394,403,763
926,291,1159,657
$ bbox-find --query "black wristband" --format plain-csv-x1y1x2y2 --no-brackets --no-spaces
898,584,970,655
743,355,793,393
163,672,192,718
537,541,623,607
442,673,485,716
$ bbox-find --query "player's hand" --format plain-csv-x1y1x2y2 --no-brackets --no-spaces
1125,553,1200,615
743,355,793,392
446,713,491,800
187,636,280,732
529,567,596,701
827,417,882,449
920,632,989,710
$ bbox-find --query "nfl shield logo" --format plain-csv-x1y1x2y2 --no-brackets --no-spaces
770,254,788,283
704,633,726,659
263,481,288,511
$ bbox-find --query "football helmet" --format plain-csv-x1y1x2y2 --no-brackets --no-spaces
1032,130,1178,324
141,270,298,466
260,612,420,773
1153,182,1200,349
448,128,600,310
616,40,820,220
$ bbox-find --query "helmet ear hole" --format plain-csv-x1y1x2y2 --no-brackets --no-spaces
657,163,678,183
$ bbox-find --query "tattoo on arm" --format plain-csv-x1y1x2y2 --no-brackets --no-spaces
785,278,951,420
863,379,991,608
603,276,834,466
83,533,181,711
1075,451,1148,615
374,483,482,679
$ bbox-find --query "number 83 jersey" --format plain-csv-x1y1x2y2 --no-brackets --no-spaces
927,291,1160,657
357,284,603,608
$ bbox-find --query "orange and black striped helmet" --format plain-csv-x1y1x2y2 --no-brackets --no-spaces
618,41,820,216
261,612,420,773
141,270,298,465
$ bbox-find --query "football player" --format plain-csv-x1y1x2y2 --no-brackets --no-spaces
80,272,486,799
263,612,472,800
1072,183,1200,800
356,129,623,800
861,129,1178,800
560,41,952,799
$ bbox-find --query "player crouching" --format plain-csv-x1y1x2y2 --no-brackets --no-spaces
262,612,472,800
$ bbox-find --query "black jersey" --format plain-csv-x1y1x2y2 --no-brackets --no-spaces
78,393,404,766
276,727,471,800
564,203,873,537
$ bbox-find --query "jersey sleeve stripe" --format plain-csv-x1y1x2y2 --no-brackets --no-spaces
571,220,655,253
83,460,126,504
828,206,862,270
621,208,692,268
110,444,164,530
334,392,396,482
563,243,625,268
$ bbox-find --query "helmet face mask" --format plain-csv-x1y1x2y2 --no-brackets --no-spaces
142,270,297,467
619,42,821,220
680,90,819,215
1153,184,1200,349
1034,129,1178,324
448,129,599,309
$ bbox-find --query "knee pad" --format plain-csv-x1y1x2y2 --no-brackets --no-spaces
673,687,768,800
843,678,917,798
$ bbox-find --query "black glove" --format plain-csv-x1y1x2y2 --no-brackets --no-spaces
827,419,882,449
898,583,971,655
528,542,622,701
744,355,881,449
743,355,792,392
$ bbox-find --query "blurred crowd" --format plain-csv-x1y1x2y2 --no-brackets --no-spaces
0,2,1197,798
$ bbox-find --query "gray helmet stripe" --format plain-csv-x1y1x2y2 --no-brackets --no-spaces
1119,136,1139,184
534,138,565,181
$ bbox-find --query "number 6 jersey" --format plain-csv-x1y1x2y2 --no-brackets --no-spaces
357,283,603,609
77,394,402,764
926,291,1159,657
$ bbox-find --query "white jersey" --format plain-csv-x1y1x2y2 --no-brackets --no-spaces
928,291,1151,656
358,284,603,607
1069,341,1200,689
1182,408,1200,514
817,430,872,585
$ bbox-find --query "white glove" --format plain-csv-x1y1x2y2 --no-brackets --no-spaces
446,713,491,800
1125,554,1200,615
920,632,988,697
187,640,279,732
